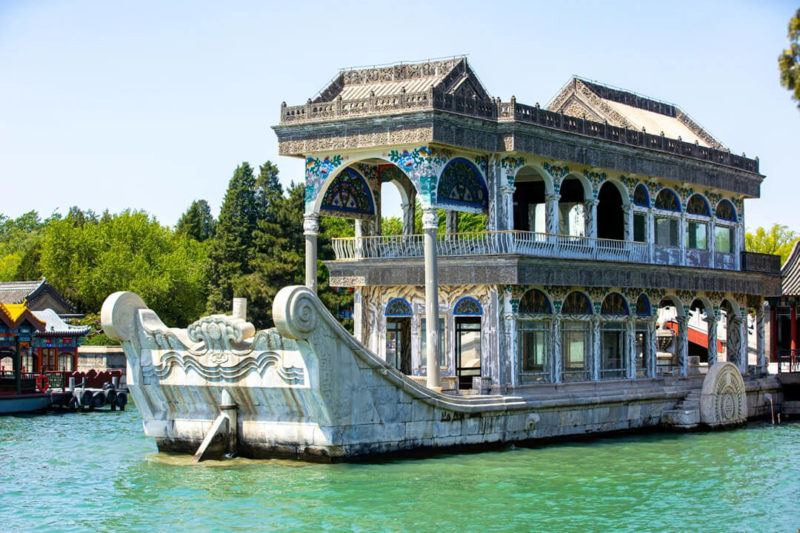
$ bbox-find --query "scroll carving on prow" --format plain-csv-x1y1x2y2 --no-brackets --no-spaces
700,362,748,427
273,286,319,340
101,291,148,342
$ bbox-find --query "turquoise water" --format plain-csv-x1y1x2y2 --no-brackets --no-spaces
1,409,799,532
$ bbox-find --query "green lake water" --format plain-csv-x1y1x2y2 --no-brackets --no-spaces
2,408,799,532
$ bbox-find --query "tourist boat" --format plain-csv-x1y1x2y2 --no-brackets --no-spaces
105,58,783,461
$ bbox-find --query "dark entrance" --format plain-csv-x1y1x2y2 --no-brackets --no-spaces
386,318,411,375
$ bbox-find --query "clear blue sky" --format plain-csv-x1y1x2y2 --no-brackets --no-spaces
1,1,798,232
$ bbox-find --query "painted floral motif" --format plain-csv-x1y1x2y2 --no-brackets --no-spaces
732,197,744,215
544,285,571,302
387,146,449,205
543,162,569,179
584,171,607,194
385,298,412,317
620,175,639,191
437,159,488,211
305,154,345,209
677,186,694,202
645,181,661,198
705,191,722,207
586,286,608,301
379,165,406,184
454,297,482,316
320,167,375,216
518,289,551,314
706,291,725,304
646,288,666,302
357,163,379,182
600,293,629,315
473,155,488,177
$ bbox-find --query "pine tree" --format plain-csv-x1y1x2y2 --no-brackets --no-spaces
205,163,259,314
176,199,216,242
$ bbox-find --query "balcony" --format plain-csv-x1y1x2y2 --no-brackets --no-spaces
331,230,740,269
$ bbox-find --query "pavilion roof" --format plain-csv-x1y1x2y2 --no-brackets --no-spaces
546,77,724,149
0,302,46,331
31,309,91,337
312,57,491,104
782,241,800,296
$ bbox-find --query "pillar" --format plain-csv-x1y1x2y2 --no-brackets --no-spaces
676,314,689,377
648,318,658,378
770,304,777,363
552,316,562,384
647,207,655,262
445,210,459,234
623,204,633,242
585,199,598,238
734,221,744,270
709,218,716,269
627,316,636,379
791,305,797,353
707,311,718,367
14,335,21,395
500,185,515,231
422,207,440,388
545,193,559,235
591,316,600,380
757,303,766,375
303,214,319,293
679,212,687,266
402,189,416,234
739,312,748,374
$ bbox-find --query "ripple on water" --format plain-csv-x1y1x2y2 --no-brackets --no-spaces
1,413,800,532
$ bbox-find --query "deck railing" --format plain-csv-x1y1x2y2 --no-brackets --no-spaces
332,230,650,263
777,350,800,374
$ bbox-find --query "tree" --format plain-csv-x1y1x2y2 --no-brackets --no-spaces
0,211,48,281
745,223,800,264
779,8,800,109
176,199,216,242
205,163,260,314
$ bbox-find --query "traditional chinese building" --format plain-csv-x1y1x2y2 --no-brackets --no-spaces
273,57,781,392
0,279,82,319
772,241,800,369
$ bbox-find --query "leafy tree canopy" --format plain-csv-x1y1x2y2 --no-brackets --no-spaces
745,223,800,264
779,8,800,109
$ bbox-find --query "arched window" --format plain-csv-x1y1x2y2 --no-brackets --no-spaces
654,189,680,212
635,295,651,316
518,289,552,314
385,298,412,317
654,189,680,247
561,292,592,314
686,194,710,216
716,200,737,222
714,200,737,254
601,293,629,315
454,297,482,316
633,184,650,207
437,158,488,212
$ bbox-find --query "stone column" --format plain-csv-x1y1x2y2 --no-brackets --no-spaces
707,311,718,367
591,316,601,381
648,318,658,378
402,190,416,234
552,316,562,384
676,314,689,377
422,207,440,388
734,222,744,270
647,208,655,262
739,312,749,374
303,214,320,293
757,303,766,375
585,199,598,239
679,212,687,266
627,316,636,379
727,313,742,367
545,193,559,235
500,185,515,231
623,204,633,242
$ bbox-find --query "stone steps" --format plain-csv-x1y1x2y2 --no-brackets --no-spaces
662,390,701,429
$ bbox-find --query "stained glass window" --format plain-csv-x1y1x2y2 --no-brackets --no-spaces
633,184,649,207
716,200,737,222
437,159,488,211
518,289,552,314
454,297,482,316
654,189,680,212
601,293,629,315
686,194,710,216
385,298,412,317
320,167,375,216
561,292,592,314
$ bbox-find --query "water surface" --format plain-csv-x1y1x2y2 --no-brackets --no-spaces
1,409,798,532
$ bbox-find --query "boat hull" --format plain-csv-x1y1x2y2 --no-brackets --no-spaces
0,393,52,415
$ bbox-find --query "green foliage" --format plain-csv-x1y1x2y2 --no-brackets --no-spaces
76,313,119,346
0,211,49,281
458,212,487,233
39,209,209,326
382,216,403,236
176,199,216,241
745,223,800,264
779,8,800,109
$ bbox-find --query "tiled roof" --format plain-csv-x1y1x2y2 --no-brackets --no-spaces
0,279,46,304
782,241,800,296
31,309,91,336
